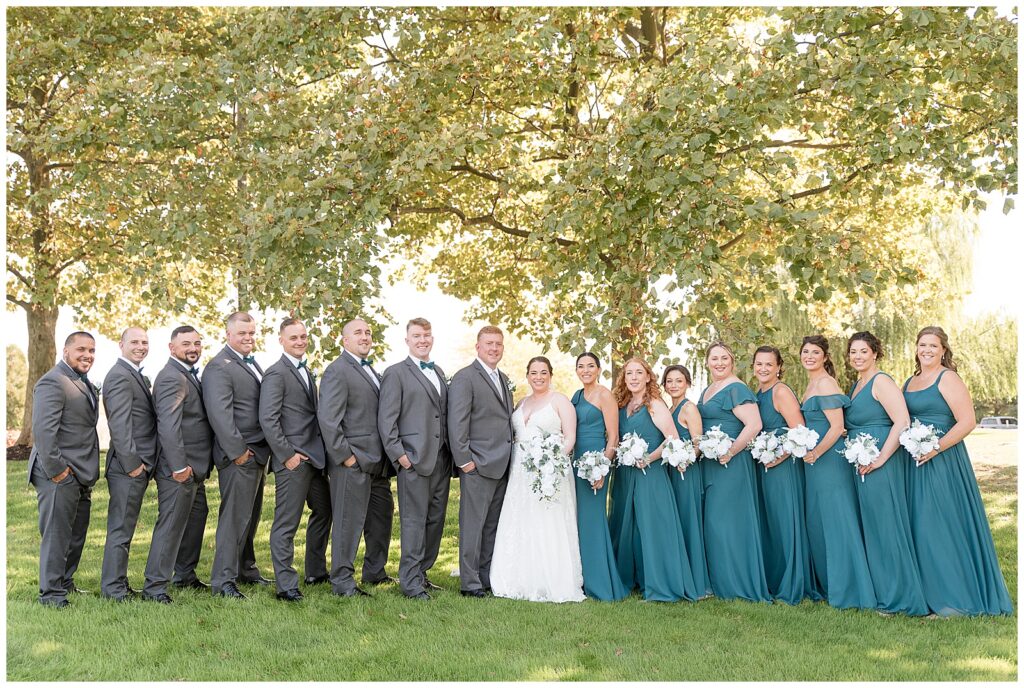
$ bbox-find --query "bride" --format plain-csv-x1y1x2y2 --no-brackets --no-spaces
490,356,585,602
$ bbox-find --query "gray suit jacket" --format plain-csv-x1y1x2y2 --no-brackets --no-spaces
259,355,326,471
377,357,450,476
102,358,159,476
447,360,514,480
318,351,390,475
202,345,269,470
28,362,100,485
153,357,213,480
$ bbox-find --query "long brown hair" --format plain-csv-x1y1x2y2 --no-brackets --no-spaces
801,335,836,379
914,326,958,375
613,357,663,411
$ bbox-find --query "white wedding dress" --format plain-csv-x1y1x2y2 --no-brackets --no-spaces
490,402,585,602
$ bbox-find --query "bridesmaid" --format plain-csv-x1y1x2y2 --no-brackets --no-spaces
845,331,927,616
662,364,712,599
609,357,696,601
752,346,815,605
571,353,628,602
799,335,876,609
903,326,1012,616
696,342,770,602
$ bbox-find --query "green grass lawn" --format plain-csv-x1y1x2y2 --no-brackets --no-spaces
5,453,1017,681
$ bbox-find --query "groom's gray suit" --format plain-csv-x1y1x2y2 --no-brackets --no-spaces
377,356,452,597
447,359,514,593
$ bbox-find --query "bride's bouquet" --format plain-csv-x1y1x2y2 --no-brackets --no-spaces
520,431,571,502
782,425,820,462
661,437,698,479
698,425,734,468
575,450,612,494
749,430,785,472
899,419,943,467
842,432,880,483
615,433,649,475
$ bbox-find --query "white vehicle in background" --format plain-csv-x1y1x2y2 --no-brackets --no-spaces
979,416,1017,429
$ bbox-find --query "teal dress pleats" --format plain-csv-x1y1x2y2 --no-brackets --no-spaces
755,384,815,605
668,400,712,598
571,390,629,602
801,393,876,609
846,373,928,616
609,405,696,601
696,382,771,602
903,371,1013,616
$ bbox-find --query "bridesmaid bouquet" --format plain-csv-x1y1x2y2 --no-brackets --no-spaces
899,419,943,467
748,431,786,472
661,438,698,479
842,432,880,482
575,450,612,494
615,433,650,475
783,425,819,460
698,426,734,468
521,431,571,502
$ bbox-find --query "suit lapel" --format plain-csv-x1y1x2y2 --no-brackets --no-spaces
62,364,96,409
172,357,202,394
282,355,317,409
224,346,261,386
344,352,379,397
118,358,154,405
474,360,505,407
498,370,513,415
406,358,441,408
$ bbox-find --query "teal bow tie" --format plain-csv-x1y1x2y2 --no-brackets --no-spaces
419,361,435,370
77,372,91,384
242,355,256,365
188,366,200,377
297,359,308,369
360,358,373,367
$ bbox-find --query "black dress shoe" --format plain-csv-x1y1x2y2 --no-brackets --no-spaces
364,575,397,586
239,575,273,586
276,589,304,602
460,589,486,598
173,579,210,590
304,575,329,585
409,591,431,600
213,583,246,599
424,579,442,591
142,592,173,604
40,598,70,609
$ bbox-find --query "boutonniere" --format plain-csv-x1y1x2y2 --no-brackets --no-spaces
444,374,453,385
142,375,152,389
93,383,102,397
505,377,517,395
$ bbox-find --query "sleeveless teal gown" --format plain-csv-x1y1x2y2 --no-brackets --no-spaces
696,382,770,602
755,384,815,605
668,400,712,598
608,405,697,601
571,390,628,602
801,393,876,609
903,371,1013,616
846,372,927,615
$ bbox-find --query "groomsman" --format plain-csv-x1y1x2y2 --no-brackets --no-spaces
203,311,272,598
100,327,158,601
28,331,100,607
378,318,451,600
258,317,332,602
142,326,213,603
448,325,514,597
318,318,393,597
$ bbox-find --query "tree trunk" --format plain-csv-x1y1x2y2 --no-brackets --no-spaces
14,303,59,446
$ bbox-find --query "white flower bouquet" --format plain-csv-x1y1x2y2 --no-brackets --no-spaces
749,430,786,472
662,437,698,479
842,432,880,483
783,424,820,460
575,450,612,494
899,419,943,467
698,425,734,468
615,432,650,475
519,431,571,501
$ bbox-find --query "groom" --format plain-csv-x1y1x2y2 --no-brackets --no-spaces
447,325,514,597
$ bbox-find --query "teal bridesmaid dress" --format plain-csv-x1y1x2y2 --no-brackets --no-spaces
696,382,770,602
755,384,815,605
609,405,697,601
668,400,712,598
845,372,928,615
571,390,629,602
801,393,876,609
903,371,1013,616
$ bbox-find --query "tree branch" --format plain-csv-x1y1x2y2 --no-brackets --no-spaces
449,163,504,183
7,264,34,289
6,294,31,309
395,203,577,248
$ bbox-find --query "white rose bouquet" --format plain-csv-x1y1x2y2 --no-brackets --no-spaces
519,431,571,501
899,419,943,467
615,432,650,475
749,430,786,472
575,450,612,494
783,424,819,461
842,432,880,483
698,425,734,468
661,437,698,479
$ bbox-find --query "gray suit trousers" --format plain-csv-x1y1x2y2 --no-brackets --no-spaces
270,462,331,592
327,461,371,594
458,469,508,593
397,459,451,597
145,474,200,595
31,463,92,603
211,458,263,591
172,479,208,584
361,473,394,582
238,467,266,582
100,470,150,597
